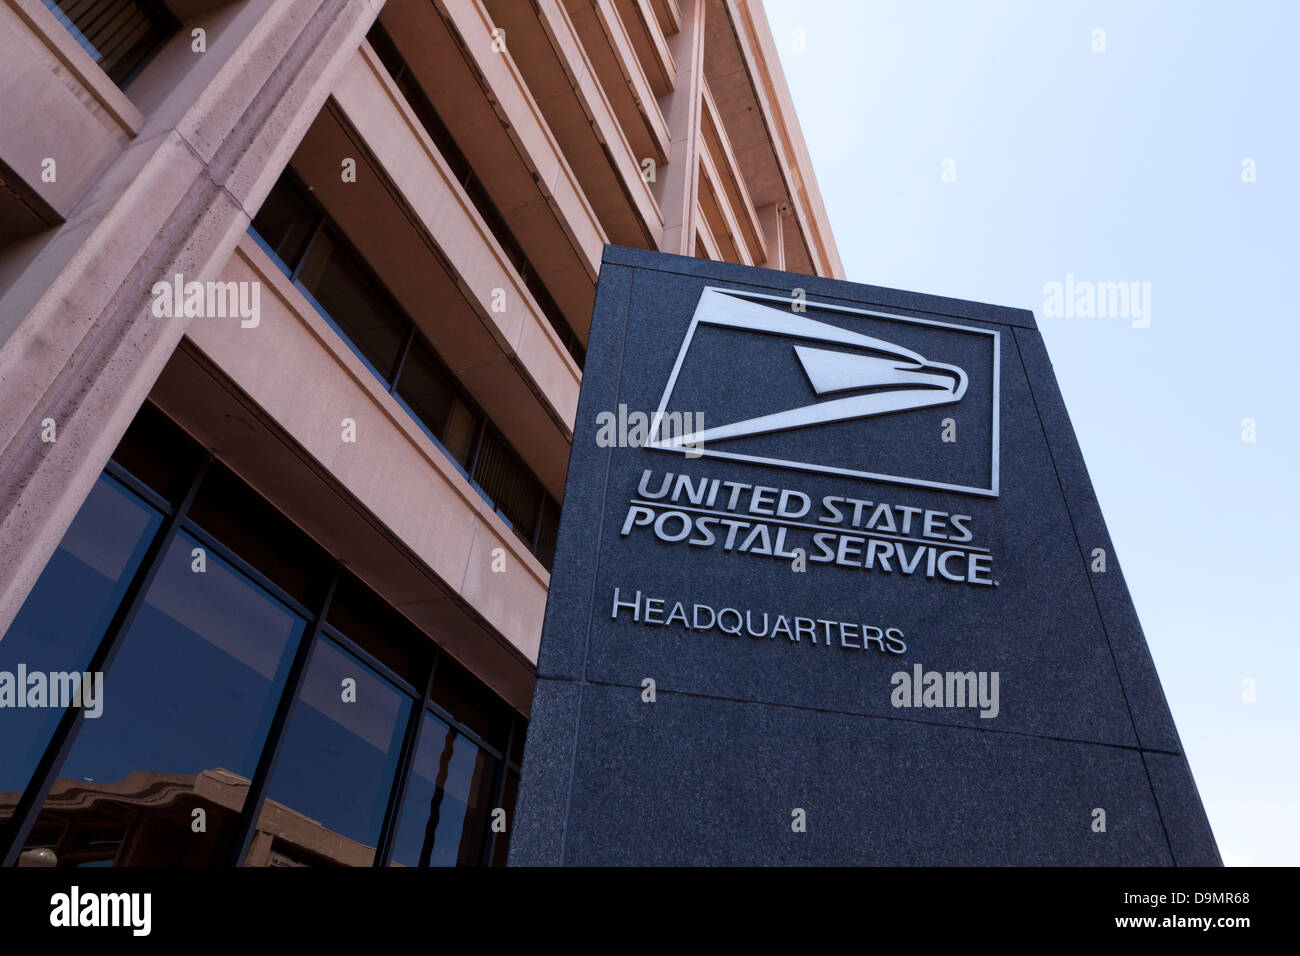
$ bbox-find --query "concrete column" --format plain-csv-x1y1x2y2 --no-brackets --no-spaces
650,0,704,255
758,202,785,271
0,0,383,637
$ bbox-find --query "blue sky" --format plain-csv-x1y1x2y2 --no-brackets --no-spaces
765,0,1299,866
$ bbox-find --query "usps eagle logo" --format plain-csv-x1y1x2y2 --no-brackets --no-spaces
646,287,999,497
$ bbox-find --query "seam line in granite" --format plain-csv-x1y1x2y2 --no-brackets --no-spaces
1138,750,1187,866
1009,328,1176,861
558,265,637,865
575,677,1183,756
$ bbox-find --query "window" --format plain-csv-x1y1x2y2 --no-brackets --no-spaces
388,710,497,867
249,171,563,569
294,227,409,382
0,476,163,815
367,20,586,367
1,403,526,867
324,574,427,688
394,339,481,469
472,428,544,547
24,531,309,865
489,768,520,866
251,638,412,867
186,463,333,611
40,0,177,89
247,175,318,268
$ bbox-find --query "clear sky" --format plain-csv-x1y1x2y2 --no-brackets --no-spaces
765,0,1299,866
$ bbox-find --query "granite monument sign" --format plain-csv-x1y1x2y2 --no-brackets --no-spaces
509,246,1219,866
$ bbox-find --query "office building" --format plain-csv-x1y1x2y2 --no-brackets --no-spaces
0,0,841,866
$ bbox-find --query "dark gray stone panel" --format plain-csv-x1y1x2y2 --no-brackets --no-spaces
560,684,1170,866
569,265,1137,746
535,263,634,681
1143,751,1223,866
513,248,1218,865
1012,327,1182,754
508,678,581,866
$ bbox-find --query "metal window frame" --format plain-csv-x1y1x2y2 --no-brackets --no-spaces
225,570,337,866
250,171,560,567
4,432,529,868
374,661,436,868
481,717,516,866
0,454,213,866
365,18,586,367
44,0,180,90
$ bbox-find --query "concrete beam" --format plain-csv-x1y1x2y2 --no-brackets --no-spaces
651,0,704,255
0,0,384,640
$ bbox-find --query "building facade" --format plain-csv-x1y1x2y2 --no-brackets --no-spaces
0,0,841,866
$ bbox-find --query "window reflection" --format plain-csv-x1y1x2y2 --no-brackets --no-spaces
0,477,162,825
490,768,519,866
5,403,527,867
388,711,496,867
247,639,411,867
21,532,306,866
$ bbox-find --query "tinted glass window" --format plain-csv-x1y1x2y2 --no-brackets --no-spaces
295,228,407,381
388,710,496,867
4,400,526,866
24,532,307,865
250,176,319,271
109,402,205,505
250,638,412,867
325,574,429,688
187,464,331,610
393,340,479,468
431,657,511,753
0,476,162,807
